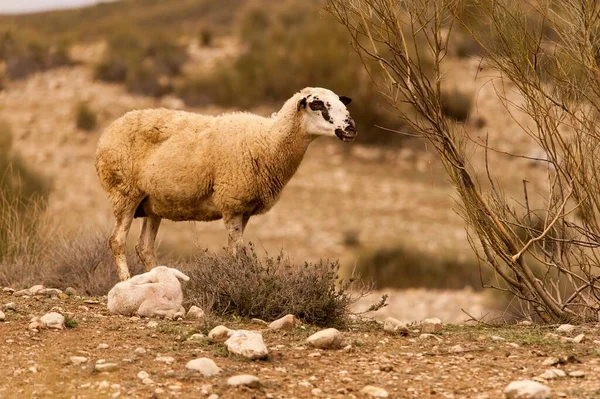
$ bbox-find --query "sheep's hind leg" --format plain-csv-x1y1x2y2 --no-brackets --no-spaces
224,214,245,255
109,201,138,281
136,215,162,272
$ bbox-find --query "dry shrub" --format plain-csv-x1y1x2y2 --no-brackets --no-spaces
75,101,98,131
180,245,367,327
441,88,473,122
44,229,144,296
353,245,488,290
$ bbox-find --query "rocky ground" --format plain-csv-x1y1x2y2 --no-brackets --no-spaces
1,287,599,399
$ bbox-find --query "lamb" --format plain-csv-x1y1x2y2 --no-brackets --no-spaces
107,266,189,318
95,87,357,281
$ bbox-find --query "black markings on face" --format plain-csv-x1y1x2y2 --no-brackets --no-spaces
309,97,334,124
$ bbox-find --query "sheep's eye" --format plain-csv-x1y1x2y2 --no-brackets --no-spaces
309,100,325,111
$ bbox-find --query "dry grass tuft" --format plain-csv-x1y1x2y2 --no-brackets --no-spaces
180,245,369,327
75,101,98,131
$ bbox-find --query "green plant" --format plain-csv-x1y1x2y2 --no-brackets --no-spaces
75,101,97,131
64,315,78,328
180,244,370,327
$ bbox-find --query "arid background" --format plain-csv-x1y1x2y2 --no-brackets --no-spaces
1,1,595,398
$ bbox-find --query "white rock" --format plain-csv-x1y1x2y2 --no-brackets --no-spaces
70,356,88,365
360,385,389,398
188,333,205,341
449,344,465,353
134,347,147,355
185,358,221,376
2,287,14,293
40,312,65,329
538,369,566,380
420,318,443,333
419,333,441,341
94,363,119,372
155,356,175,364
142,377,154,385
569,370,585,378
3,302,16,310
98,380,110,391
0,310,5,321
13,289,32,297
227,374,261,388
97,343,109,349
306,328,343,349
208,325,232,343
490,336,505,342
542,357,559,366
146,320,158,328
311,388,322,396
38,288,62,296
556,324,575,333
186,306,205,320
269,314,298,330
383,317,408,335
29,285,45,294
137,371,149,380
225,330,269,360
504,380,551,399
573,333,585,343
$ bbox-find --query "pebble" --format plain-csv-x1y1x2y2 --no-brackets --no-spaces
504,380,551,399
29,285,45,294
134,347,147,355
188,333,205,341
185,358,222,376
490,335,505,342
13,289,32,297
97,343,109,349
40,312,65,329
94,363,119,372
556,324,576,333
448,344,465,353
360,385,389,398
146,320,158,328
142,377,154,385
70,356,88,365
269,314,299,330
419,333,441,341
306,328,343,349
65,287,77,296
227,374,261,388
542,357,560,366
208,325,232,343
225,330,269,360
137,371,149,379
538,369,566,380
4,302,16,310
311,388,323,396
155,356,175,364
383,317,409,335
207,395,218,399
2,287,15,293
420,318,443,333
573,333,585,343
98,380,110,391
186,305,205,320
569,371,585,378
0,309,5,321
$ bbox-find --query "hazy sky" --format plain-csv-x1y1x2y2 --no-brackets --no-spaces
0,0,115,14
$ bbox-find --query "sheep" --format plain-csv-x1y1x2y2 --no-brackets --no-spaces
95,87,357,281
107,266,189,318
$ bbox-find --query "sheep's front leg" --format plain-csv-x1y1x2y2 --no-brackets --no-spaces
224,214,245,254
136,215,162,272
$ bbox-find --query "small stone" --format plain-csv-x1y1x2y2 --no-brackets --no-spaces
168,386,182,391
188,333,205,341
38,288,62,296
137,371,149,380
538,369,566,380
98,380,110,391
185,358,221,377
311,388,322,396
419,333,441,341
207,395,218,399
556,324,575,333
542,357,560,366
134,347,147,355
306,328,343,349
3,302,16,310
70,356,88,365
504,380,551,399
2,287,15,293
518,320,533,326
208,325,232,343
225,330,269,360
269,314,299,330
155,356,175,364
94,363,119,372
490,335,505,342
308,352,322,358
28,321,40,330
569,371,584,378
360,385,389,398
40,312,65,329
449,344,465,353
97,343,109,349
383,317,409,335
13,288,32,297
65,287,77,296
146,320,158,328
0,310,5,321
154,388,164,394
29,285,45,294
573,334,585,343
420,318,443,333
298,380,313,388
186,306,205,320
142,377,154,385
227,374,261,388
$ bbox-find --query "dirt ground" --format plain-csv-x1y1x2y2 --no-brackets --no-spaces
1,290,598,399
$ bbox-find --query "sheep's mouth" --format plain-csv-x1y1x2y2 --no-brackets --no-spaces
335,128,357,142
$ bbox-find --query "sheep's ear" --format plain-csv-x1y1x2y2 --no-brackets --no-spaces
297,97,307,112
339,96,352,106
169,268,190,281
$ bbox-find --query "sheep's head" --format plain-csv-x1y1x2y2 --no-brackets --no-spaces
297,87,357,142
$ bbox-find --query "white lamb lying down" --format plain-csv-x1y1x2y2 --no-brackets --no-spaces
107,266,190,318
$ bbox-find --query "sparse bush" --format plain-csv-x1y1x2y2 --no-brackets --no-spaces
353,245,488,290
441,88,473,122
75,101,98,131
180,245,368,327
199,28,213,47
95,30,187,97
44,229,144,296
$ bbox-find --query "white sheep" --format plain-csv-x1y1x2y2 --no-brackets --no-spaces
107,266,189,318
96,87,357,280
